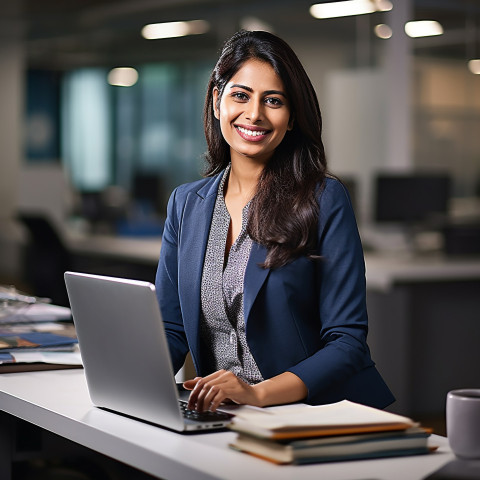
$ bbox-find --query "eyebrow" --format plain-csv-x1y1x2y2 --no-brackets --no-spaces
229,84,287,97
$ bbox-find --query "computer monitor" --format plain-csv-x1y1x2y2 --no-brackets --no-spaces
374,172,451,226
78,191,105,224
132,173,164,215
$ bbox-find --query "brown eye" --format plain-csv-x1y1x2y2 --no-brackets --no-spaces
232,92,249,101
265,97,283,107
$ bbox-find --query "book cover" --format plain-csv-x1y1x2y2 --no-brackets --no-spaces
229,400,416,440
230,427,432,464
0,347,82,372
0,332,77,351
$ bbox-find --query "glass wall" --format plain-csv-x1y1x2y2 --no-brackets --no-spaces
413,57,480,198
59,61,212,215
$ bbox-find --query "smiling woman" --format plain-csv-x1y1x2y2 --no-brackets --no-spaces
213,59,293,166
155,30,394,414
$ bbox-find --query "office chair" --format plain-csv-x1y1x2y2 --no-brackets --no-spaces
17,213,72,306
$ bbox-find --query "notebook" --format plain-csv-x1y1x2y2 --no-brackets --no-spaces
64,271,233,432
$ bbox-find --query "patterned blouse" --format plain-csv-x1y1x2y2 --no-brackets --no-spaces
199,166,264,384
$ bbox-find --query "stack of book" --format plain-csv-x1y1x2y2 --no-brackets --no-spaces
228,400,434,464
0,287,82,372
0,329,81,372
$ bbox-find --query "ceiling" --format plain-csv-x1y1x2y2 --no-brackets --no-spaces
2,0,480,70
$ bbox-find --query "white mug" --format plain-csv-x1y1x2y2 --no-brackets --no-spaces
447,389,480,459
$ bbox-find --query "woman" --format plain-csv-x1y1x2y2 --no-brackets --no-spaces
156,30,394,412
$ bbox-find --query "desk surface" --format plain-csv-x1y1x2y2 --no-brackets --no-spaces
0,370,454,480
64,232,480,290
365,252,480,291
65,231,162,265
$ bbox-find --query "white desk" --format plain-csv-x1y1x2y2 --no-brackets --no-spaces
63,230,480,286
0,370,454,480
62,231,162,285
65,231,162,265
64,232,480,288
365,252,480,292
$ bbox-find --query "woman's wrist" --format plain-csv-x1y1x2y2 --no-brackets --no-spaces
252,382,268,407
252,372,308,408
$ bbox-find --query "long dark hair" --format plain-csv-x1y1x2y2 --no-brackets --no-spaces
204,30,327,268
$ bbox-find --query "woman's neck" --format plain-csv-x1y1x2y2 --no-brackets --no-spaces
226,159,263,201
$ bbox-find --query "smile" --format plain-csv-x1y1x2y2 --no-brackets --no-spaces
235,125,270,141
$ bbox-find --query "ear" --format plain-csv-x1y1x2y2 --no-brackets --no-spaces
212,87,220,120
287,116,294,131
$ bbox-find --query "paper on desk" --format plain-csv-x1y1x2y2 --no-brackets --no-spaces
18,303,71,321
11,349,82,365
219,402,311,419
230,400,415,429
0,322,68,334
0,303,71,324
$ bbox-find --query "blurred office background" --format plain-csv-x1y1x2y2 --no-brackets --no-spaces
1,0,480,269
0,0,480,425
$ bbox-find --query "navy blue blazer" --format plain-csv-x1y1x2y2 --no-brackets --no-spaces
155,172,394,409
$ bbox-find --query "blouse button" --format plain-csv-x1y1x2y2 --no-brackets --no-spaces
229,330,236,345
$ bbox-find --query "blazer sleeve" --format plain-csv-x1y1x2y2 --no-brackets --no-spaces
287,178,373,402
155,187,190,373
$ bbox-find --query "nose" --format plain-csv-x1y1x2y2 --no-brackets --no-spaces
245,99,263,123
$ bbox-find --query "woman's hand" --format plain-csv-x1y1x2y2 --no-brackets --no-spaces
183,370,261,412
183,370,308,412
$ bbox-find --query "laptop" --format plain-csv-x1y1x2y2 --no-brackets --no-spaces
64,271,233,432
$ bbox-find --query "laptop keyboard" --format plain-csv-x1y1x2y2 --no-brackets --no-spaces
179,401,232,422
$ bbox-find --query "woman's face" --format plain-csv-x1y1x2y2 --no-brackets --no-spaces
213,58,293,166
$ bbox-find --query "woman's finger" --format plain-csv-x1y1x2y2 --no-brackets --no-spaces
186,371,224,409
188,370,232,411
183,376,202,391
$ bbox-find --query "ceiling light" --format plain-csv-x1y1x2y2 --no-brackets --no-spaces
468,59,480,75
240,16,273,32
309,0,392,19
141,20,209,40
108,67,138,87
374,23,393,39
404,20,443,38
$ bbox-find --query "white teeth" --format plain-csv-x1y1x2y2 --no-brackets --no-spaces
237,126,267,137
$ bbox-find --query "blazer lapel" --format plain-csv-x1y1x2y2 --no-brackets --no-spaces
243,242,270,325
177,174,222,358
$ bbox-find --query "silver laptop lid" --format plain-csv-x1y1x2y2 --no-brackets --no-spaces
64,271,188,431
